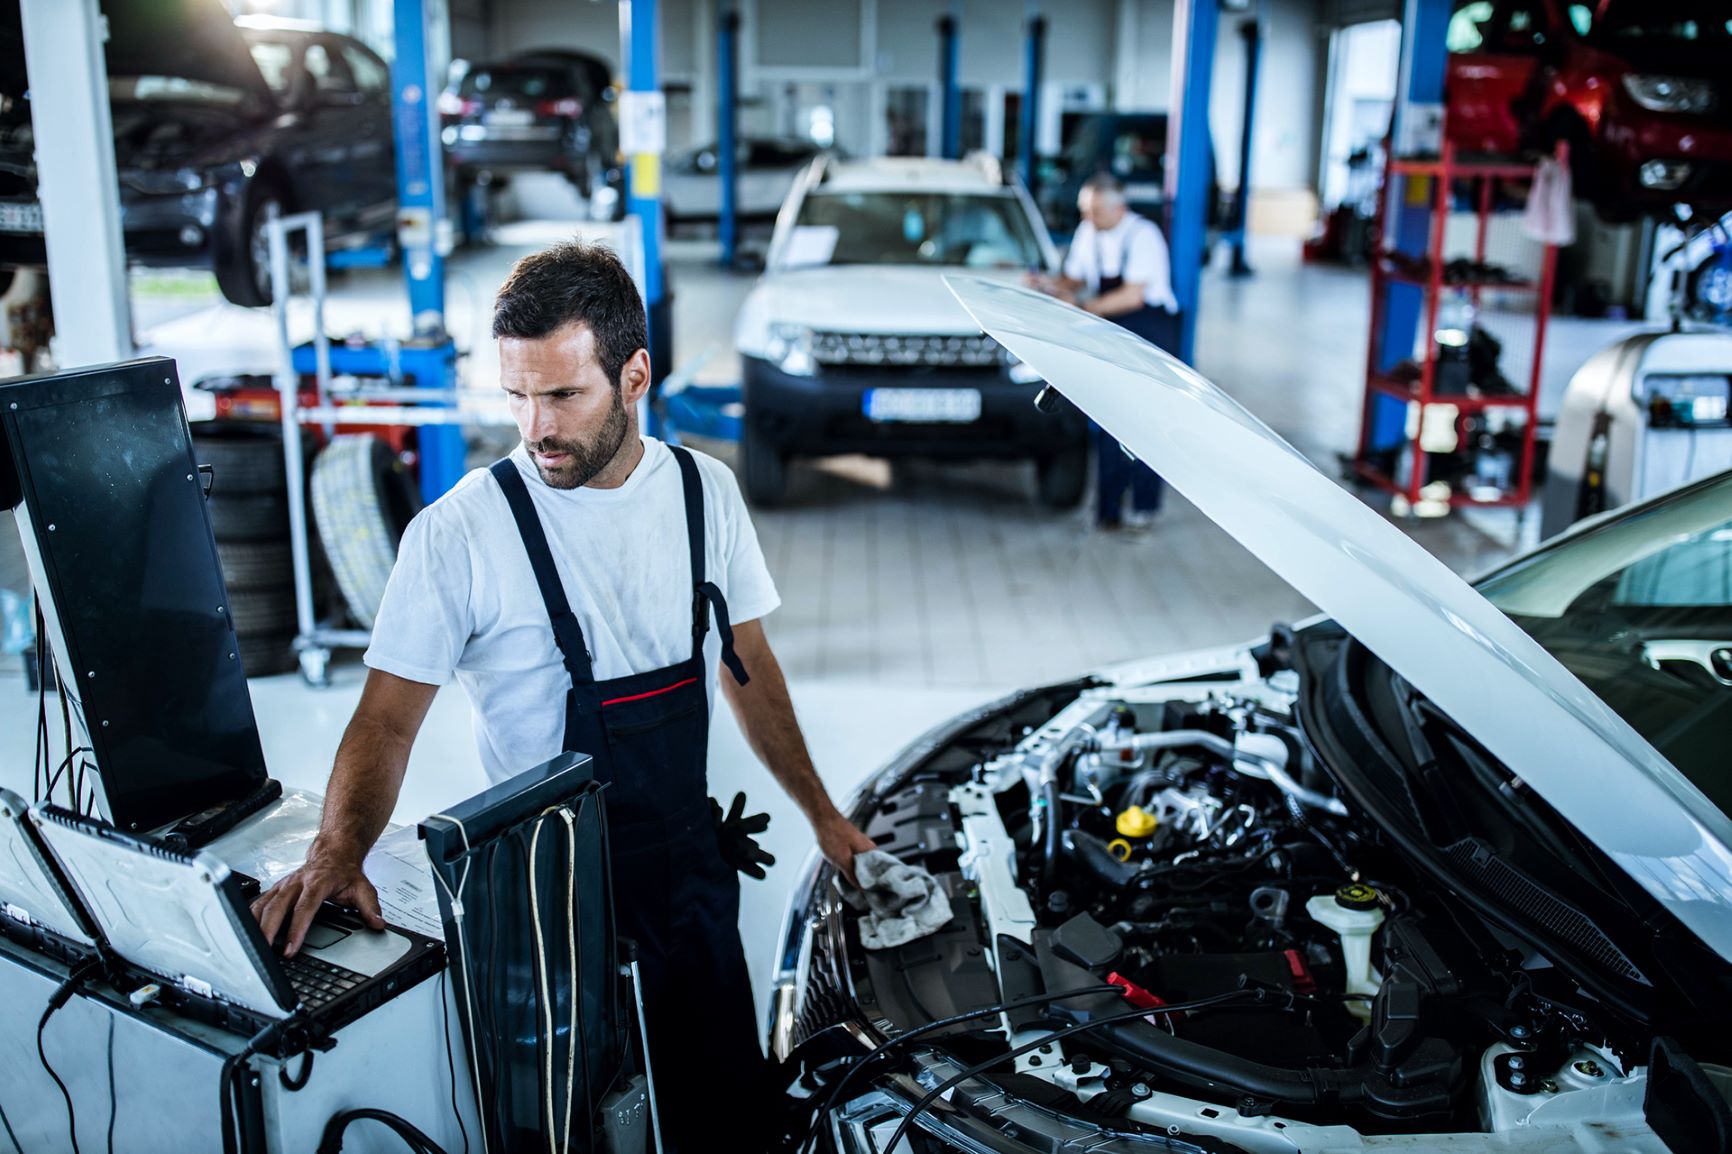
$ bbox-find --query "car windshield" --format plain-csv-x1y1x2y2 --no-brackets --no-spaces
246,40,296,96
107,76,250,106
460,66,570,99
1476,473,1732,818
1589,2,1732,43
788,191,1042,269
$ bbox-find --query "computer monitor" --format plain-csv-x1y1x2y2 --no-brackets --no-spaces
0,357,271,836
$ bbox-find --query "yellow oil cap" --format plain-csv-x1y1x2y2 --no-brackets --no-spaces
1115,805,1157,838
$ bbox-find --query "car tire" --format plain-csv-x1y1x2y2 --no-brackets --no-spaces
740,426,788,507
193,425,290,496
215,179,289,309
235,630,299,678
216,540,294,592
209,492,289,542
1036,447,1088,510
227,586,297,636
310,434,421,629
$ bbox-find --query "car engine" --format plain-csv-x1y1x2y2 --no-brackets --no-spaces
828,673,1651,1144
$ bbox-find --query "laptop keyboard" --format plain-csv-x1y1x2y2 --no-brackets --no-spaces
282,951,366,1010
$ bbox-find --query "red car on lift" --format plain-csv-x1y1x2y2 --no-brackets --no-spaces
1445,0,1732,219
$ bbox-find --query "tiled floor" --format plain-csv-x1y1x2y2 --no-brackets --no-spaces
0,193,1644,1019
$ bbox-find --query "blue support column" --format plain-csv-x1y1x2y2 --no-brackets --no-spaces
1019,12,1046,192
390,0,463,502
1369,0,1452,449
1228,12,1262,278
937,12,961,160
718,6,741,267
623,0,671,401
1167,0,1220,366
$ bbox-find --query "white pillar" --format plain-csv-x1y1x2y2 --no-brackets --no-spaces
19,0,131,367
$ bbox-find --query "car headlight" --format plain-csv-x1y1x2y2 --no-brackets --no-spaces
765,322,816,377
1622,74,1717,115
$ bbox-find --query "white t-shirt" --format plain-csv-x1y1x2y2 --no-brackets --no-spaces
1063,211,1178,313
364,437,781,783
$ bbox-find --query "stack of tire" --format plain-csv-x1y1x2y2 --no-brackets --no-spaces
193,424,302,676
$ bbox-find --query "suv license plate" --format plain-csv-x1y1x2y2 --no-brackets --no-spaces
863,388,982,423
0,201,43,233
486,109,534,127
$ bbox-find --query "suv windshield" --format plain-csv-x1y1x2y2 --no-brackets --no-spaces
1477,473,1732,817
460,66,571,100
1589,3,1732,43
789,190,1042,269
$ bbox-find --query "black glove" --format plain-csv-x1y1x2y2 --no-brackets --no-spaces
711,792,775,880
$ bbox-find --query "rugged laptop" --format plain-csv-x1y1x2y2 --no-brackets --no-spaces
31,805,444,1046
0,787,99,965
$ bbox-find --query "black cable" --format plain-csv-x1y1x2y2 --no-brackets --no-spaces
794,984,1124,1154
37,960,101,1154
882,989,1262,1154
316,1108,450,1154
105,1012,117,1154
437,969,470,1154
0,1088,22,1154
279,1049,315,1091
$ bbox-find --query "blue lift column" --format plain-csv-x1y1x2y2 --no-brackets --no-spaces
1167,0,1221,366
1227,8,1263,278
718,6,741,267
623,0,672,410
1368,0,1452,452
1019,11,1046,193
937,11,961,160
391,0,463,503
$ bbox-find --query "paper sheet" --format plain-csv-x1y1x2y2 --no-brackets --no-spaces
209,788,445,939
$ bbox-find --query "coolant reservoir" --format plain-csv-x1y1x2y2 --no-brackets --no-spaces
1307,884,1385,1021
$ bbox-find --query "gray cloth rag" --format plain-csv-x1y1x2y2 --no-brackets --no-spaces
845,849,953,950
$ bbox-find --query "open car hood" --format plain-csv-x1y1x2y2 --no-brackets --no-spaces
945,274,1732,963
1,0,273,105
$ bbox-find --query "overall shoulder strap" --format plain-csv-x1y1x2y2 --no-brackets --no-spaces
489,458,594,684
668,446,749,686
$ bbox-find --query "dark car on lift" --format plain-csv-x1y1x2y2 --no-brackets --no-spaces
1446,0,1732,220
438,49,620,200
0,2,396,308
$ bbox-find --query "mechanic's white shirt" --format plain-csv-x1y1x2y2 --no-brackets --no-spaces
365,437,780,783
1063,211,1178,313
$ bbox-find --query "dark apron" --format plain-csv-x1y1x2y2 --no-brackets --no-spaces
489,447,771,1153
1093,227,1170,522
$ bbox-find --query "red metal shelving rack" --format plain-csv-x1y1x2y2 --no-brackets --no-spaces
1353,140,1562,511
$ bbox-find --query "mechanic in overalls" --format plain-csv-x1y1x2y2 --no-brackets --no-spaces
251,241,876,1151
1030,172,1180,530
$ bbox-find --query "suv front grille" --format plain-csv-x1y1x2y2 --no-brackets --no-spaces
812,331,1008,369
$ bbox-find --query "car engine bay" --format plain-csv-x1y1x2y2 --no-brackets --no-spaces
794,662,1729,1152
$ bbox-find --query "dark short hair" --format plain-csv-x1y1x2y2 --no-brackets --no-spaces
492,240,646,389
1081,171,1126,199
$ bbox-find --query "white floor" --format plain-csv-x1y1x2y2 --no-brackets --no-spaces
0,184,1653,1024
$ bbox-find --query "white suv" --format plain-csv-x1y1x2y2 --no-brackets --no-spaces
732,156,1088,507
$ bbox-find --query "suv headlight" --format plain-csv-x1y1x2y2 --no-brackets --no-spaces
1622,75,1717,115
765,322,816,377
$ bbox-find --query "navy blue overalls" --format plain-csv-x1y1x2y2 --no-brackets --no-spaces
1092,221,1174,525
489,446,772,1152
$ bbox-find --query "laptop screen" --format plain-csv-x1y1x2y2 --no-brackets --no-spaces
33,808,293,1018
0,789,95,947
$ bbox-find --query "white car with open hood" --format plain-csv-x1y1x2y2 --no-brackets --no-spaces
770,277,1732,1154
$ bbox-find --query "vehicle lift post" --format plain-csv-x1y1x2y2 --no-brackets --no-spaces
1227,7,1264,279
937,8,962,161
389,0,464,504
718,4,741,268
1166,0,1221,366
16,0,131,367
1368,0,1452,455
1020,9,1047,195
623,0,673,425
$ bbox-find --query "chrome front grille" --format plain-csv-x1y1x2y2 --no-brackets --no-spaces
811,331,1008,369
